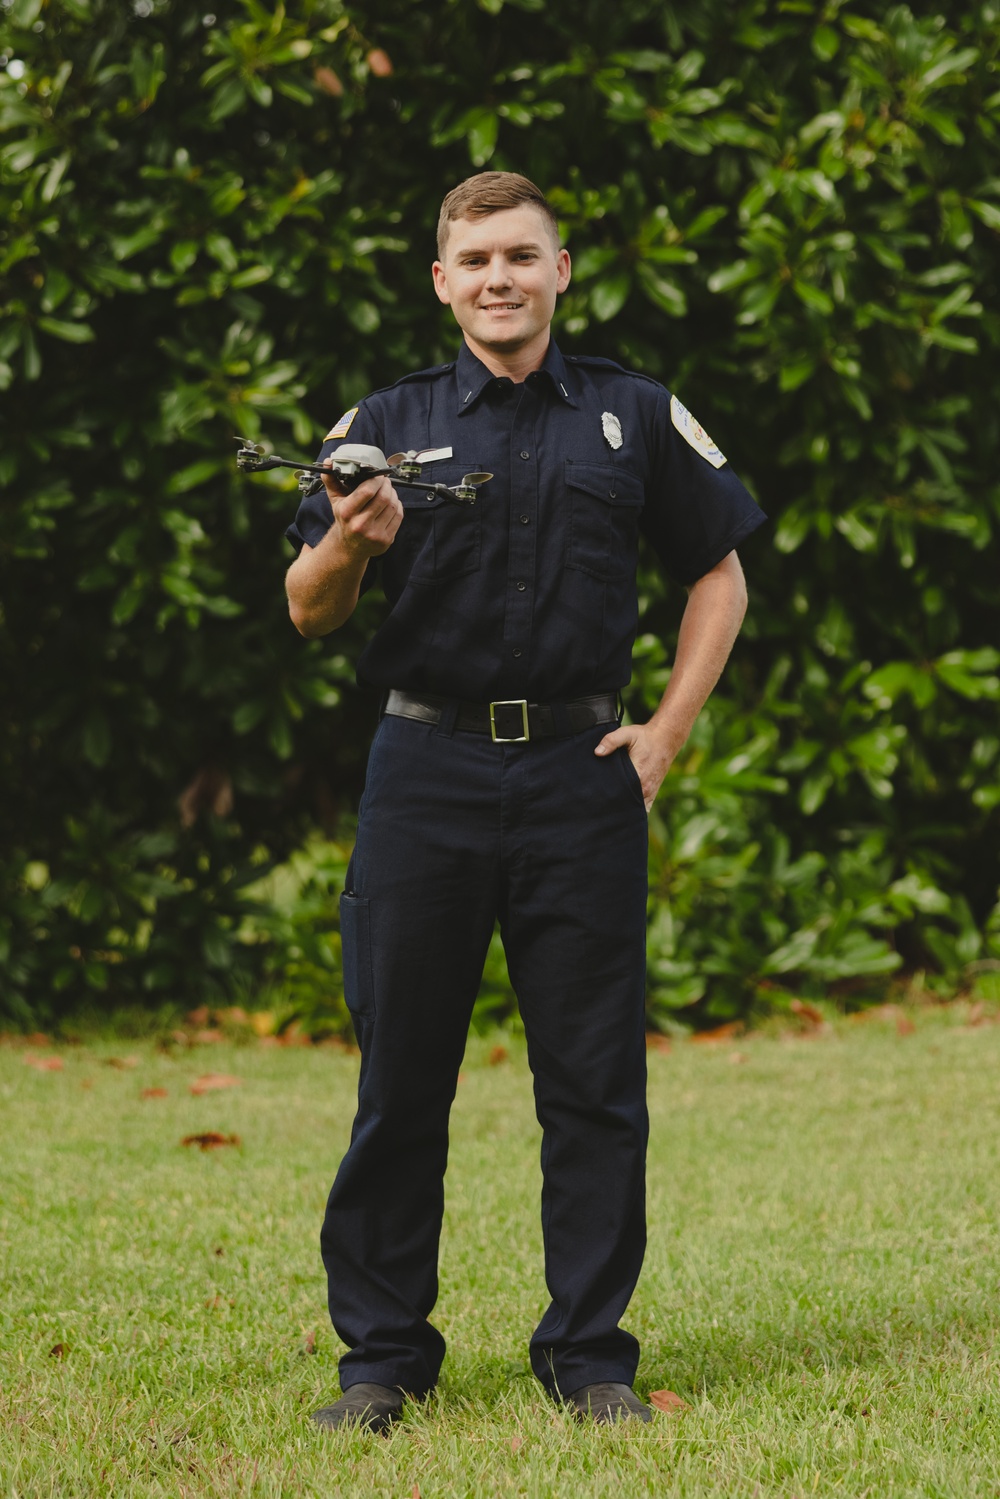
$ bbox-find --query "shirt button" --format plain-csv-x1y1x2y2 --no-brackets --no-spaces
519,514,530,525
519,450,530,460
516,581,526,592
512,648,522,658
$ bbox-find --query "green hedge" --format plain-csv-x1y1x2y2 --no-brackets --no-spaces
2,0,998,1027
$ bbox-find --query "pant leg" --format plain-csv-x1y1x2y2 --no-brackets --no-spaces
499,726,649,1397
321,715,500,1396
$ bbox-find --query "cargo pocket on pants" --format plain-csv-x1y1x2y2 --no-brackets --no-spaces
339,893,376,1024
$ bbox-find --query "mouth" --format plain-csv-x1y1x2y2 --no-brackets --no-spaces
480,303,523,312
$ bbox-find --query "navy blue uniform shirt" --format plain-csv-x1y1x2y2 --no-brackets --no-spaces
287,339,766,702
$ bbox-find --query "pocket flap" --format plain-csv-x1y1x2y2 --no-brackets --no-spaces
564,461,644,507
398,464,483,510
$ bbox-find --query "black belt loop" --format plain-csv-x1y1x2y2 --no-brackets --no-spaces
434,699,459,737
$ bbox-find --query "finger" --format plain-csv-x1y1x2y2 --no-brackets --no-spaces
321,459,348,496
342,495,392,537
343,475,396,516
347,488,404,542
594,728,634,756
336,481,382,522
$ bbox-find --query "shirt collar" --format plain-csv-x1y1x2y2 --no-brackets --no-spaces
454,338,578,415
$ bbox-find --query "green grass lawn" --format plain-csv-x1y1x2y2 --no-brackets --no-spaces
2,1011,1000,1498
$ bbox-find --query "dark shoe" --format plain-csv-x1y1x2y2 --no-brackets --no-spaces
311,1382,406,1433
564,1381,653,1424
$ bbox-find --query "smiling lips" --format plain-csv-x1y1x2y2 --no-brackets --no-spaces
481,303,523,311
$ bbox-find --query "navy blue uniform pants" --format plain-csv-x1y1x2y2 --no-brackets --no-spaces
321,712,649,1399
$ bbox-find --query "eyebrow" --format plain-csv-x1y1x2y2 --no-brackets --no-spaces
456,242,544,258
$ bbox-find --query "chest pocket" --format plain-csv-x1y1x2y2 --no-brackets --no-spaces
565,461,644,581
396,465,483,584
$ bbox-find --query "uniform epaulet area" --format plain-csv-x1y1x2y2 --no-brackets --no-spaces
563,354,663,389
563,354,626,369
367,363,456,398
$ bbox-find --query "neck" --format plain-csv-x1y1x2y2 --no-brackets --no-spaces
463,329,551,383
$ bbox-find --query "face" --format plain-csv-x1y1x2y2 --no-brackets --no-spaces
432,205,572,359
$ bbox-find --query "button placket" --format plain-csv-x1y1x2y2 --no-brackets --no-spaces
504,390,538,663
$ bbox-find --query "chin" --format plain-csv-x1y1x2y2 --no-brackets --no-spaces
475,324,531,350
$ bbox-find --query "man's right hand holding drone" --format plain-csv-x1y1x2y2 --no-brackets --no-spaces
285,465,402,638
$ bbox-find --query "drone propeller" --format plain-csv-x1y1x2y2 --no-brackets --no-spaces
386,447,452,467
460,472,492,487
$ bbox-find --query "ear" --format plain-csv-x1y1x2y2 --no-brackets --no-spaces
555,247,571,295
431,260,451,306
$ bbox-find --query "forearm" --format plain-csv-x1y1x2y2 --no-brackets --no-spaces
647,552,748,754
286,529,369,637
286,472,402,637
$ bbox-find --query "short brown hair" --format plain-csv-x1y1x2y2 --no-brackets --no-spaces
436,172,560,259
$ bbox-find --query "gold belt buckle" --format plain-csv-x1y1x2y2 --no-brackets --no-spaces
490,699,530,743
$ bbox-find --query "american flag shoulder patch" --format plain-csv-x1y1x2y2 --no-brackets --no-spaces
325,406,359,440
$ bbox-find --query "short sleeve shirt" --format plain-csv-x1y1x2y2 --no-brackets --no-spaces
287,339,767,702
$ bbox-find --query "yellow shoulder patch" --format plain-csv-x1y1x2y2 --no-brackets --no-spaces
326,406,359,440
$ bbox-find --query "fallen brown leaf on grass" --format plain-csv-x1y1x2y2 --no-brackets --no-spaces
302,1329,316,1355
186,1005,211,1027
25,1054,63,1072
189,1073,241,1095
691,1021,743,1044
141,1087,169,1099
649,1389,692,1413
26,1032,51,1047
510,1435,525,1453
49,1342,66,1358
896,1013,916,1036
181,1132,241,1150
192,1028,224,1044
278,1021,313,1047
790,999,825,1027
729,1050,748,1064
104,1055,139,1069
646,1032,671,1053
489,1044,509,1066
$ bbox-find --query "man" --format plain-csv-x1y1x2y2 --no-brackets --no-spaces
285,171,765,1430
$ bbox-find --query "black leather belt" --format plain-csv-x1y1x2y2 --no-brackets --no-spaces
384,688,620,743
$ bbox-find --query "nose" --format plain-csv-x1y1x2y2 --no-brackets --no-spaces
485,254,513,290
